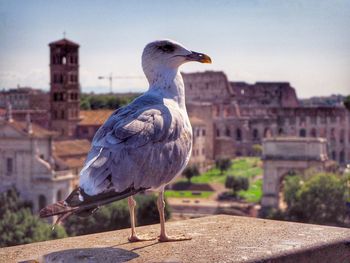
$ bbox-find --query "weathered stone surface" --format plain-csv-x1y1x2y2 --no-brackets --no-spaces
263,137,328,161
1,215,350,263
261,137,329,209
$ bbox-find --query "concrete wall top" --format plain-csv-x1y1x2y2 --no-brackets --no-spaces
1,215,349,263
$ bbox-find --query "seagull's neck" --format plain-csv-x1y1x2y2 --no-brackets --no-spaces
148,68,186,110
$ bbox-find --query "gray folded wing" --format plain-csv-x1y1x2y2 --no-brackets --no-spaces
79,95,192,196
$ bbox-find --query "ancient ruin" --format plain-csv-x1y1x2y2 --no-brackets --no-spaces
261,137,329,209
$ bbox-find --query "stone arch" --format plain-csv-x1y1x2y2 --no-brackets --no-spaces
236,128,242,141
225,126,231,137
330,128,335,136
261,138,328,210
339,150,345,164
331,151,336,160
330,128,336,143
252,129,259,141
277,169,304,210
299,128,306,137
340,129,345,143
39,195,47,210
310,128,317,137
264,128,272,138
278,127,284,136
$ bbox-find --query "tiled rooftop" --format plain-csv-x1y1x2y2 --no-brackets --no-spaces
0,120,57,138
53,139,91,157
79,110,114,126
53,139,90,169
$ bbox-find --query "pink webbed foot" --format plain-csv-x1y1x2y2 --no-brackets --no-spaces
128,234,156,242
158,234,192,242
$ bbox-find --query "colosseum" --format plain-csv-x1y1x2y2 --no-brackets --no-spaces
183,71,350,168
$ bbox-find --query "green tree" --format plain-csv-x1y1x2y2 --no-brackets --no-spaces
225,176,249,197
80,99,91,110
89,96,107,109
80,93,140,110
64,199,130,236
284,173,347,226
252,144,262,156
216,158,232,174
225,175,234,190
183,165,200,183
0,188,67,248
106,96,120,109
283,175,302,208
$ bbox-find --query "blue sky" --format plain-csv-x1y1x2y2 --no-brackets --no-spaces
0,0,349,97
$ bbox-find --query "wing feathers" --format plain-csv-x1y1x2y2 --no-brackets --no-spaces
79,95,192,196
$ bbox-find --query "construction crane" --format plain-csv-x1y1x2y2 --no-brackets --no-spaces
98,73,144,93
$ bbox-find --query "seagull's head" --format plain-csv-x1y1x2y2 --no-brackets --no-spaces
142,39,211,82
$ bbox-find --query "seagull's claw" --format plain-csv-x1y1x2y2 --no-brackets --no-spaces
128,234,156,242
158,234,192,242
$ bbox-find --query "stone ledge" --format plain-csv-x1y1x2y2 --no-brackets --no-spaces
1,215,350,263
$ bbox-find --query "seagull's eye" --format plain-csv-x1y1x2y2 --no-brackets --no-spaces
158,44,176,53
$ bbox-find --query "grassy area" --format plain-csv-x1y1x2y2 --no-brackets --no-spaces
238,178,263,203
183,157,262,184
170,157,263,202
164,190,214,198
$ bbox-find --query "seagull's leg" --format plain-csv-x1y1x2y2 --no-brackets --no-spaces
127,196,155,242
157,190,192,242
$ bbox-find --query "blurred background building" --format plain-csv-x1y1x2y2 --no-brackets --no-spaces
0,37,349,213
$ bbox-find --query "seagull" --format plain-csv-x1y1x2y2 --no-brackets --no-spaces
40,39,211,242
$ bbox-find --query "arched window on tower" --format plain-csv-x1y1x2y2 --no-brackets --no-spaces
330,128,336,144
253,129,259,141
278,128,284,136
310,128,317,137
264,128,272,138
39,195,46,210
340,129,345,143
216,129,220,137
236,128,242,141
225,127,231,137
339,150,345,164
62,56,67,64
299,129,306,137
331,151,336,160
331,128,336,137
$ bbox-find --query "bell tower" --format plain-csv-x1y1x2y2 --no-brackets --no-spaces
49,38,80,137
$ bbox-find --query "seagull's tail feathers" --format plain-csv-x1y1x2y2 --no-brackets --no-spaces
39,186,146,227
